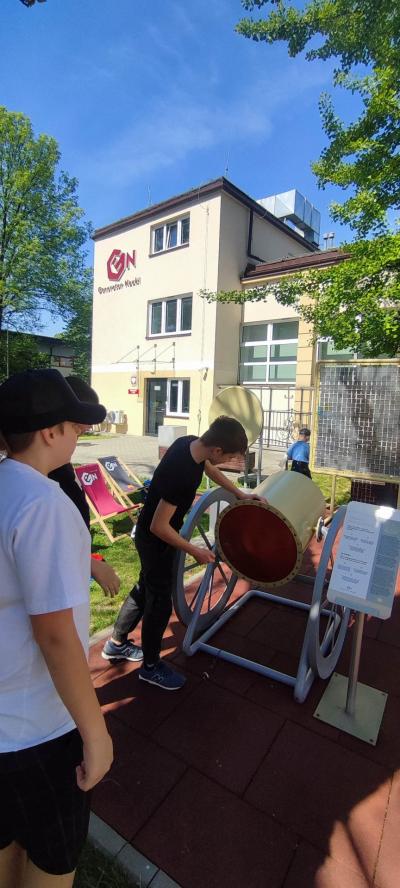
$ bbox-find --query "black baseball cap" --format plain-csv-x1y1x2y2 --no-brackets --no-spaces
0,369,107,433
66,375,99,405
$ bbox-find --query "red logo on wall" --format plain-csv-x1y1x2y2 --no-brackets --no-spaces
107,249,136,281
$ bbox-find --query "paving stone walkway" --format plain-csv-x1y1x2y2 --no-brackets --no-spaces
73,433,284,479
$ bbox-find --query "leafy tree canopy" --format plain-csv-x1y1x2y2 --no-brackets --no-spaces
61,273,93,381
0,106,91,334
237,0,400,236
204,1,400,357
202,232,400,357
0,331,49,383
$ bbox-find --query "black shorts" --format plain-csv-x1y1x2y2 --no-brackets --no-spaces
0,729,91,875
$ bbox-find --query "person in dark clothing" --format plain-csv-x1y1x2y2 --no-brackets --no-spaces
50,461,91,528
49,377,121,599
287,427,312,479
102,416,262,690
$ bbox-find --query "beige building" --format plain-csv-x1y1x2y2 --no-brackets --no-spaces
92,177,328,439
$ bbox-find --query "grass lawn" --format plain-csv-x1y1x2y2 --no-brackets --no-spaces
90,514,140,635
312,472,351,507
75,842,136,887
79,433,112,442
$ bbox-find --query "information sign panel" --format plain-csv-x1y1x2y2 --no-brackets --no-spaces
328,501,400,618
312,362,400,480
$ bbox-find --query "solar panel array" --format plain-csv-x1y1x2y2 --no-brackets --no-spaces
313,363,400,479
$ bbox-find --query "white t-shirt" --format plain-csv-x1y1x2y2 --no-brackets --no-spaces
0,458,91,752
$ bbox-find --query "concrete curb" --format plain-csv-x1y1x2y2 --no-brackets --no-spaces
88,812,182,888
89,625,113,647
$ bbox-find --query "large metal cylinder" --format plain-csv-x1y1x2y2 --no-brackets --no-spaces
216,471,326,588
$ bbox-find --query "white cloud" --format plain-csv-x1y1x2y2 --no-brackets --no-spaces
86,60,330,187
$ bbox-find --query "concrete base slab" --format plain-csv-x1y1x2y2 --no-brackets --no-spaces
314,672,388,745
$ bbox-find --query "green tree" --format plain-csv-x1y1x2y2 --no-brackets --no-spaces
0,106,91,334
203,232,400,357
0,331,50,383
61,274,93,381
238,0,400,236
204,1,400,357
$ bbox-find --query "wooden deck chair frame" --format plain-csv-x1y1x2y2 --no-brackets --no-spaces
75,464,140,543
97,458,146,508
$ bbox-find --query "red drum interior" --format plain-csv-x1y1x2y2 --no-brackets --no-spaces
217,504,299,584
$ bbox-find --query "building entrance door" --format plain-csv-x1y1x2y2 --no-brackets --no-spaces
146,378,167,435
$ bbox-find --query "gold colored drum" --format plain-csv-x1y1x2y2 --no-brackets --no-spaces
216,470,326,588
208,385,263,446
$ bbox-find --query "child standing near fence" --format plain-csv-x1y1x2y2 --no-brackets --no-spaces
287,427,312,479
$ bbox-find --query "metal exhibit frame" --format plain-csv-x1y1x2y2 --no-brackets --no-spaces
311,360,400,512
173,489,350,703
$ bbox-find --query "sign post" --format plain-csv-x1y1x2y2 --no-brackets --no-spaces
314,501,400,744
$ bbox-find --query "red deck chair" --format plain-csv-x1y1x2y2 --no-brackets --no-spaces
75,463,140,542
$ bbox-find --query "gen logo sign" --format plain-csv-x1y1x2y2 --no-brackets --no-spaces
82,472,98,486
107,249,136,282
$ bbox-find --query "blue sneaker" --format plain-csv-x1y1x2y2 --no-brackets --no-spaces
138,661,186,690
101,639,143,662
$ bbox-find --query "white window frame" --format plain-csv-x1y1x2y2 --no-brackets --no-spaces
166,378,190,417
239,320,299,385
317,338,357,361
151,214,190,255
148,294,192,337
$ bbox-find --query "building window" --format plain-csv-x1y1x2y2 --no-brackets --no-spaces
149,295,192,336
239,320,298,384
317,340,356,361
167,379,190,416
151,215,190,254
51,355,75,368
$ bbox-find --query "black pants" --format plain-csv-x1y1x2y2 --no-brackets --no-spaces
291,459,312,479
113,528,176,665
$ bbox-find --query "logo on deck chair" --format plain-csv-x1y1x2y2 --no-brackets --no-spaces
106,249,136,282
82,471,98,486
105,461,117,472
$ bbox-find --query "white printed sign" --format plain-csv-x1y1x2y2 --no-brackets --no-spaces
328,501,400,619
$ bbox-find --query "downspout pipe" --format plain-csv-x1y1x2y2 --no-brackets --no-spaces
247,210,265,264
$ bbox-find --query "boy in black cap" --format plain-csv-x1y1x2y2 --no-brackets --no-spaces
0,369,113,888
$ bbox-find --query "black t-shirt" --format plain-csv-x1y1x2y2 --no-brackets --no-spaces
138,435,204,535
49,463,91,530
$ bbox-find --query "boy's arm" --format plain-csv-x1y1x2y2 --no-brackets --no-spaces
150,500,215,564
91,557,121,597
204,461,266,501
31,609,113,791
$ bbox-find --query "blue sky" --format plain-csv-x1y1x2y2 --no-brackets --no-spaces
1,0,357,333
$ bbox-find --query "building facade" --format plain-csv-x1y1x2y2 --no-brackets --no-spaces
92,177,321,437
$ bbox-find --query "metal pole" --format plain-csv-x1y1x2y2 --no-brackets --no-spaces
330,474,337,514
257,430,262,485
345,612,365,716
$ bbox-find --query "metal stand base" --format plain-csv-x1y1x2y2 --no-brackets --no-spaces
182,587,342,704
314,672,387,745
